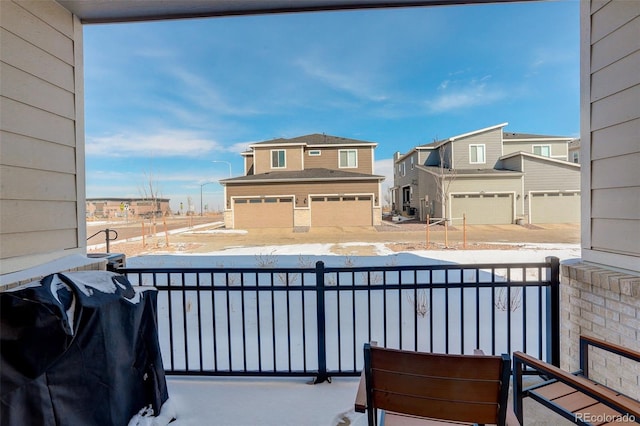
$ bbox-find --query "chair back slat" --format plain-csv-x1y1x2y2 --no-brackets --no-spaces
373,391,501,424
364,344,510,425
371,368,502,403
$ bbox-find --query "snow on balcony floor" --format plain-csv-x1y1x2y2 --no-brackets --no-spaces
165,376,363,426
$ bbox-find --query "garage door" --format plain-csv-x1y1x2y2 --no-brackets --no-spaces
234,197,294,228
530,191,580,224
451,193,513,225
311,195,373,227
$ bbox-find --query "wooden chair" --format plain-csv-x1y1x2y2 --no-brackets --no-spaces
355,343,511,426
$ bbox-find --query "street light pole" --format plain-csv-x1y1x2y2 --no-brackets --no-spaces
200,182,216,216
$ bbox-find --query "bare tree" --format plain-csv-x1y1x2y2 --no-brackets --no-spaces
139,170,164,237
433,144,457,247
139,170,162,215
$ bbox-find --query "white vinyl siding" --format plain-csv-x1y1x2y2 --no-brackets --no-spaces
339,149,358,168
0,0,85,273
469,144,486,164
271,149,286,168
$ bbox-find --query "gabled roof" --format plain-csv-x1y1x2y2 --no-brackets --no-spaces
499,151,581,168
503,132,573,141
416,165,522,178
220,168,384,184
250,134,377,148
416,122,509,150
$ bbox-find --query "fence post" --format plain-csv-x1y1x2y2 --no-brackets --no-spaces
314,261,329,383
546,256,561,367
105,228,111,253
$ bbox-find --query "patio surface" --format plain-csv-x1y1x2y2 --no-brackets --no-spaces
165,376,575,426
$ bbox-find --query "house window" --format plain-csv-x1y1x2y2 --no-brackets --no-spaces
339,149,357,168
572,152,579,163
533,145,551,157
410,156,415,169
308,150,321,156
271,149,286,168
469,144,486,164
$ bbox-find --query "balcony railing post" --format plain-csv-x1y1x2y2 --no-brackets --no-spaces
546,256,561,367
314,261,329,383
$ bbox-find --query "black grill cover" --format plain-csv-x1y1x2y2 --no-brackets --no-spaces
1,271,169,426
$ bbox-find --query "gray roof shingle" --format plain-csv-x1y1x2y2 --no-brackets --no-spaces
251,133,376,146
220,168,384,184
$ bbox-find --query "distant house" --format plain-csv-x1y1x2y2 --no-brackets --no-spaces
568,138,581,164
86,198,170,219
392,123,580,225
220,134,385,229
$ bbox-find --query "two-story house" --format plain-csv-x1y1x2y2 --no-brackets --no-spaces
220,134,385,229
393,123,580,225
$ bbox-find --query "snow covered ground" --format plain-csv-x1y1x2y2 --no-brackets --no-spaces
127,242,579,425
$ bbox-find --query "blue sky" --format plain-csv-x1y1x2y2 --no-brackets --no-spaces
84,1,579,213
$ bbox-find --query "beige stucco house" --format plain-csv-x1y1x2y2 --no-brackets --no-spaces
0,0,638,394
393,123,580,225
220,134,384,229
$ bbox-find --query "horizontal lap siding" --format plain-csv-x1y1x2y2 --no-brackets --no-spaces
503,141,568,160
588,1,640,259
306,146,373,174
0,0,80,263
452,127,502,169
253,146,303,173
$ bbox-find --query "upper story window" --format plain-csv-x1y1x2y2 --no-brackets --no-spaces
271,149,286,168
469,144,486,164
533,145,551,157
308,150,321,156
339,149,357,168
410,156,415,169
401,162,406,176
572,152,579,163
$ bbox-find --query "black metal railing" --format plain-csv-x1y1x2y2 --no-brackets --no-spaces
119,256,560,382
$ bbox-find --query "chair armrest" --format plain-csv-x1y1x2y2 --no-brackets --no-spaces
513,351,640,418
355,370,367,413
580,335,640,362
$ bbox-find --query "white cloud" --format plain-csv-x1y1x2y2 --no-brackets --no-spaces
295,58,388,102
426,76,506,113
86,130,222,158
167,67,260,116
375,158,394,185
225,141,254,154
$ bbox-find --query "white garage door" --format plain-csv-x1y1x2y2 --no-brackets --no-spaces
451,193,513,225
311,195,373,227
234,197,294,228
530,191,580,224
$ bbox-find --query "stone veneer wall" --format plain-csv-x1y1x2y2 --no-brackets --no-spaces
561,262,640,400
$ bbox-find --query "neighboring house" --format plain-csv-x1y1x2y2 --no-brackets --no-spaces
392,123,580,225
568,138,581,164
219,134,385,229
86,198,170,219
